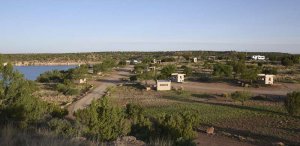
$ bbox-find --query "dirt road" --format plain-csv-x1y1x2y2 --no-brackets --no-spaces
66,66,132,119
173,81,300,96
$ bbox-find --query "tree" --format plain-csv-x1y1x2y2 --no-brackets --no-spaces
182,66,193,76
160,65,177,78
262,67,278,75
231,91,251,105
284,91,300,116
281,57,294,66
0,63,59,127
137,71,156,85
241,66,260,84
230,60,246,78
213,63,233,78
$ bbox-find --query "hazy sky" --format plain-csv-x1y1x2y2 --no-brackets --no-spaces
0,0,300,54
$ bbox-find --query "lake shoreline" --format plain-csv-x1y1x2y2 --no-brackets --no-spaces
12,62,100,67
15,65,77,80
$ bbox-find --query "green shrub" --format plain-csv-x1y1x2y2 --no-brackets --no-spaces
48,118,77,137
37,70,63,83
155,112,200,140
161,65,177,77
126,104,152,140
75,97,130,141
55,83,79,95
213,63,233,78
231,91,252,105
50,106,68,118
284,91,300,116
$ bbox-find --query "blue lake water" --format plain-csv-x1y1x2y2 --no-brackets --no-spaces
15,65,77,80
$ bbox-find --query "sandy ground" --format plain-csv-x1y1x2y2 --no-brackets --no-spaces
173,81,300,96
195,132,255,146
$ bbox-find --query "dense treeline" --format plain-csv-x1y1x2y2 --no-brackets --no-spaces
2,51,298,64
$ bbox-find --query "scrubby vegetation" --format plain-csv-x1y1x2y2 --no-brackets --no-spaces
75,97,199,144
284,91,300,116
230,91,252,105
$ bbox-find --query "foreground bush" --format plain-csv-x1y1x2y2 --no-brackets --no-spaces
0,125,93,146
155,112,200,140
75,97,130,141
285,91,300,116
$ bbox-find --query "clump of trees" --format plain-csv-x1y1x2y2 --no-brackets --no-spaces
213,63,233,78
74,97,200,144
262,67,278,75
281,55,299,66
37,66,89,95
159,65,177,79
162,57,176,62
181,65,193,76
0,63,67,128
93,58,117,73
231,91,252,105
284,91,300,116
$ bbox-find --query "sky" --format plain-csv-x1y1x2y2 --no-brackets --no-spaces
0,0,300,54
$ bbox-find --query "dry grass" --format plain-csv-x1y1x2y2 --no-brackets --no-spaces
109,85,300,145
0,125,97,146
110,85,179,107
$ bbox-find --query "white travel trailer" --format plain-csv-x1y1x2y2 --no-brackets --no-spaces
171,73,185,83
252,55,265,60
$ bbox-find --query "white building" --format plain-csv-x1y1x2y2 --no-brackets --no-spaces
156,80,171,91
193,58,197,63
252,55,266,60
3,62,8,66
171,73,185,83
125,60,131,64
131,60,141,65
153,59,161,64
148,66,156,71
257,74,274,85
74,78,87,84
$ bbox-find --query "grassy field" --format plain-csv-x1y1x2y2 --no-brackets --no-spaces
110,85,300,145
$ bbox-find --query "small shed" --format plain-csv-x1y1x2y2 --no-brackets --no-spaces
258,74,274,85
153,59,161,64
74,78,87,84
125,60,131,64
3,62,8,66
193,58,197,63
171,73,185,83
148,66,156,71
156,80,171,91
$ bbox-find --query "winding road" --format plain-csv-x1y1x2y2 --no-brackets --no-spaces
66,66,132,119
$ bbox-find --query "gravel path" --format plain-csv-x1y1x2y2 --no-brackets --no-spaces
66,66,132,119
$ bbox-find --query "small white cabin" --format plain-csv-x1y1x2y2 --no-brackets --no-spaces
131,60,141,65
125,60,131,64
3,62,8,66
252,55,265,60
258,74,274,85
74,78,87,84
156,80,171,91
193,58,197,63
148,66,156,71
153,59,161,64
171,73,185,83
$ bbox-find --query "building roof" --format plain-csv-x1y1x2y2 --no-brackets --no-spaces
171,73,186,76
258,74,274,77
157,80,171,82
